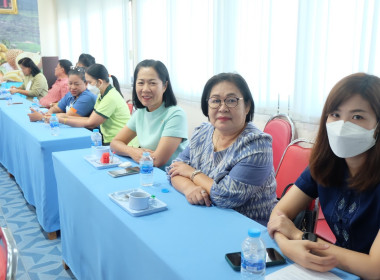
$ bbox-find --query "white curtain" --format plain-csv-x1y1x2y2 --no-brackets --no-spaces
55,0,380,122
55,0,133,87
134,0,380,123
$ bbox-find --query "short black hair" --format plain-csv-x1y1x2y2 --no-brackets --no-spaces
132,59,177,109
59,59,72,75
78,53,96,68
201,73,254,122
18,57,40,77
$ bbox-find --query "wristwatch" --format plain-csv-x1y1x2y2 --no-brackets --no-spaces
302,232,317,242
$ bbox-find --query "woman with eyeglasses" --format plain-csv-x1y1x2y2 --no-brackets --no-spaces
57,64,136,146
9,57,48,100
110,59,188,169
28,67,97,122
167,73,277,225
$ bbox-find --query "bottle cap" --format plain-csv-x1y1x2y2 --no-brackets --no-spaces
51,113,56,117
248,228,261,238
93,129,99,133
161,188,169,193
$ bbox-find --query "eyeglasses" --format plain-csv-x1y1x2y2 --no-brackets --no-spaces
208,97,244,109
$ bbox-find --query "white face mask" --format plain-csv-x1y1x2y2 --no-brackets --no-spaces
87,84,100,95
326,120,378,158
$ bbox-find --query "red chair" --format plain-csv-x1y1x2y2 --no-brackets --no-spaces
264,114,295,173
0,227,18,280
126,99,133,114
275,139,313,199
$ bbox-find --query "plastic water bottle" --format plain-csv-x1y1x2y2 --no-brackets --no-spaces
241,229,266,280
140,152,154,186
33,97,40,107
6,94,12,105
91,129,102,147
49,114,60,136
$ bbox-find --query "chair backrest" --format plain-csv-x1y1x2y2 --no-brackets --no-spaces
275,139,313,199
264,114,295,172
0,227,18,280
41,56,59,89
126,99,133,114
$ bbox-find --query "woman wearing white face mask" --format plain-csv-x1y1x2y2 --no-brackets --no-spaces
267,73,380,279
57,64,138,146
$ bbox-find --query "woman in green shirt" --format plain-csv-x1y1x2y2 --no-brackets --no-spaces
57,64,136,145
9,57,48,100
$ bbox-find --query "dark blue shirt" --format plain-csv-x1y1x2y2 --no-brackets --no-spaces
58,89,97,117
295,167,380,254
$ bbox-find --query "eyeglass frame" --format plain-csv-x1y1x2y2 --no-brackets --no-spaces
207,97,244,109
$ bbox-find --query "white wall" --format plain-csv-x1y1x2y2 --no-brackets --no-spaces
37,0,58,56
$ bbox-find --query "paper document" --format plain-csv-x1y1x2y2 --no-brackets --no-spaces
266,264,342,280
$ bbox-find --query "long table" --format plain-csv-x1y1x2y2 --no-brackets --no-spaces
0,94,92,235
52,148,359,280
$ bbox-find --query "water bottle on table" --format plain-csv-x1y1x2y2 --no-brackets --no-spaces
140,152,153,186
33,97,40,107
49,114,60,136
91,129,102,157
241,228,266,280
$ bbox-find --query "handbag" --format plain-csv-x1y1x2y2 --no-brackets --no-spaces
280,183,318,233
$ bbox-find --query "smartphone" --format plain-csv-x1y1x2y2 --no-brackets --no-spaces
225,248,286,271
108,167,140,178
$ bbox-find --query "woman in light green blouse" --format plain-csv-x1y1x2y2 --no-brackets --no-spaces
9,57,48,100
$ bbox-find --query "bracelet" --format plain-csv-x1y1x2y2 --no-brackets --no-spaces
64,118,67,125
190,170,202,181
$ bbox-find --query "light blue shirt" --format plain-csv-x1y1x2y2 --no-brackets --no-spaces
127,102,188,169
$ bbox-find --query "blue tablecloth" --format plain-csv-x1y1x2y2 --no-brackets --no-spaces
0,95,92,232
52,148,358,280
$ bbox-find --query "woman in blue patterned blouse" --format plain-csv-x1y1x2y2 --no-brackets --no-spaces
168,73,277,225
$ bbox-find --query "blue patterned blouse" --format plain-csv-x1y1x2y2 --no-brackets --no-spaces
169,122,278,225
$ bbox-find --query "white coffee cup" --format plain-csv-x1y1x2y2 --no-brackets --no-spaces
129,191,150,210
92,146,109,160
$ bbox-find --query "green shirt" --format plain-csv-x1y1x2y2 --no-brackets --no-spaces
127,102,188,169
94,85,138,145
21,72,48,100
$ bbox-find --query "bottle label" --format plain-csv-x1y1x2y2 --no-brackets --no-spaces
241,258,265,273
140,163,153,174
50,121,59,128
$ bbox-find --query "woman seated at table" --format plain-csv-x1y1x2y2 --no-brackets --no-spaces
57,64,137,146
267,73,380,278
28,67,97,122
110,59,188,169
167,73,277,225
39,59,72,108
9,57,48,100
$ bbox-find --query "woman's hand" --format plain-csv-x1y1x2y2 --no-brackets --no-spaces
268,211,303,240
9,87,17,94
128,147,154,164
168,161,195,179
282,239,338,272
28,108,44,122
183,185,212,207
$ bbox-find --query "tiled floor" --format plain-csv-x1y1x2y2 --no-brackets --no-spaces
0,163,76,280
